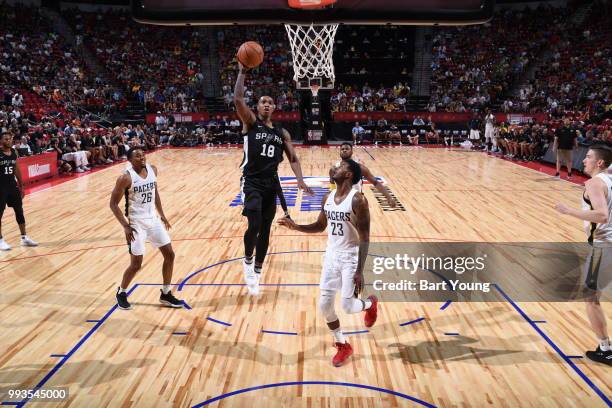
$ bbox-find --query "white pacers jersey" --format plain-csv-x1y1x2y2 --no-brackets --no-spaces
125,164,157,220
324,189,360,252
582,172,612,243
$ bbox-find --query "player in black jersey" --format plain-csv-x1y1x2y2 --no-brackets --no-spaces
234,62,313,295
0,131,37,250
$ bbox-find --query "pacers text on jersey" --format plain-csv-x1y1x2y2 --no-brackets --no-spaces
133,181,157,194
325,210,352,222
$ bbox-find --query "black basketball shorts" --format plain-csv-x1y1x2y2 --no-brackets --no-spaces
240,176,278,219
0,186,22,212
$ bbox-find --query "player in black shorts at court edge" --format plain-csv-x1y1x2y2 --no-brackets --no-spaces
0,131,38,250
234,62,313,295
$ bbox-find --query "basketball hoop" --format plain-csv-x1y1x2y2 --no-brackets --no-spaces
284,23,338,94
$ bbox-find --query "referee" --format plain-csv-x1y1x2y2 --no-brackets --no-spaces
554,118,578,179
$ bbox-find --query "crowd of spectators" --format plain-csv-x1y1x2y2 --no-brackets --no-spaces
502,1,610,119
64,8,204,114
0,91,167,174
330,82,411,112
429,6,573,113
218,26,299,112
0,3,119,119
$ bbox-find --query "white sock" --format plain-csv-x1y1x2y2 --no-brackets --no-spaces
162,285,171,294
332,328,346,344
21,235,26,239
363,298,373,310
599,337,611,351
118,287,127,294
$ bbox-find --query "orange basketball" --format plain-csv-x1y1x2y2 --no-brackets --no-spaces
237,41,264,69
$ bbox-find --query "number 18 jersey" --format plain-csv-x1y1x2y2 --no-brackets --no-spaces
125,164,157,220
324,189,359,252
240,119,284,178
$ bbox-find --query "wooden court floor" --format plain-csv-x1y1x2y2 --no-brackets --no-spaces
0,146,609,407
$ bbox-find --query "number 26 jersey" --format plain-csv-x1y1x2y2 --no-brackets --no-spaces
240,119,284,178
125,163,157,220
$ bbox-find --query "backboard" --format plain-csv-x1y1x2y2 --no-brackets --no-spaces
132,0,495,26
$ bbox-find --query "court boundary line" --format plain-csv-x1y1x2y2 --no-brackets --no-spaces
494,284,611,407
4,281,608,406
191,381,437,407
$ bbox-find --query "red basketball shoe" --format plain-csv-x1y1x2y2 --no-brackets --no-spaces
364,295,378,328
332,342,353,367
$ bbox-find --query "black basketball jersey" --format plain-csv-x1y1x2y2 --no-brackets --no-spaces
240,119,285,178
0,148,18,189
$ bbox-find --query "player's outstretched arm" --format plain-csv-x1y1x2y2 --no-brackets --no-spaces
361,164,395,208
555,178,609,224
233,62,256,129
278,193,328,233
352,192,370,294
151,165,171,229
281,129,314,195
110,173,137,242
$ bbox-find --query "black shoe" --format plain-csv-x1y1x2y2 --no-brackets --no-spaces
116,288,132,310
160,290,184,308
585,346,612,366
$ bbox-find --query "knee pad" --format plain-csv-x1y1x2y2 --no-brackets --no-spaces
319,290,338,323
342,297,364,314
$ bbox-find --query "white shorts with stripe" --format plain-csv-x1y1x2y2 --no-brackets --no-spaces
128,217,171,256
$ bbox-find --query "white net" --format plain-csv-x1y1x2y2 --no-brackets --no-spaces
284,23,339,90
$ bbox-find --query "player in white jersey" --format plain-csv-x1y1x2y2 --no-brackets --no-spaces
555,144,612,365
279,159,378,367
110,148,183,310
484,109,497,152
329,142,396,207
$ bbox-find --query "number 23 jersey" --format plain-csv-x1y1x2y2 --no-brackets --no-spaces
240,120,284,178
324,189,359,252
125,163,157,220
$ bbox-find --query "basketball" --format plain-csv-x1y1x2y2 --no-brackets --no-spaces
237,41,264,68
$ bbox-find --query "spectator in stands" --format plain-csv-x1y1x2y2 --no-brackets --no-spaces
389,124,401,144
155,112,167,132
16,136,32,156
374,118,388,144
351,122,365,145
412,116,425,126
407,130,419,145
48,138,72,174
61,137,91,173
